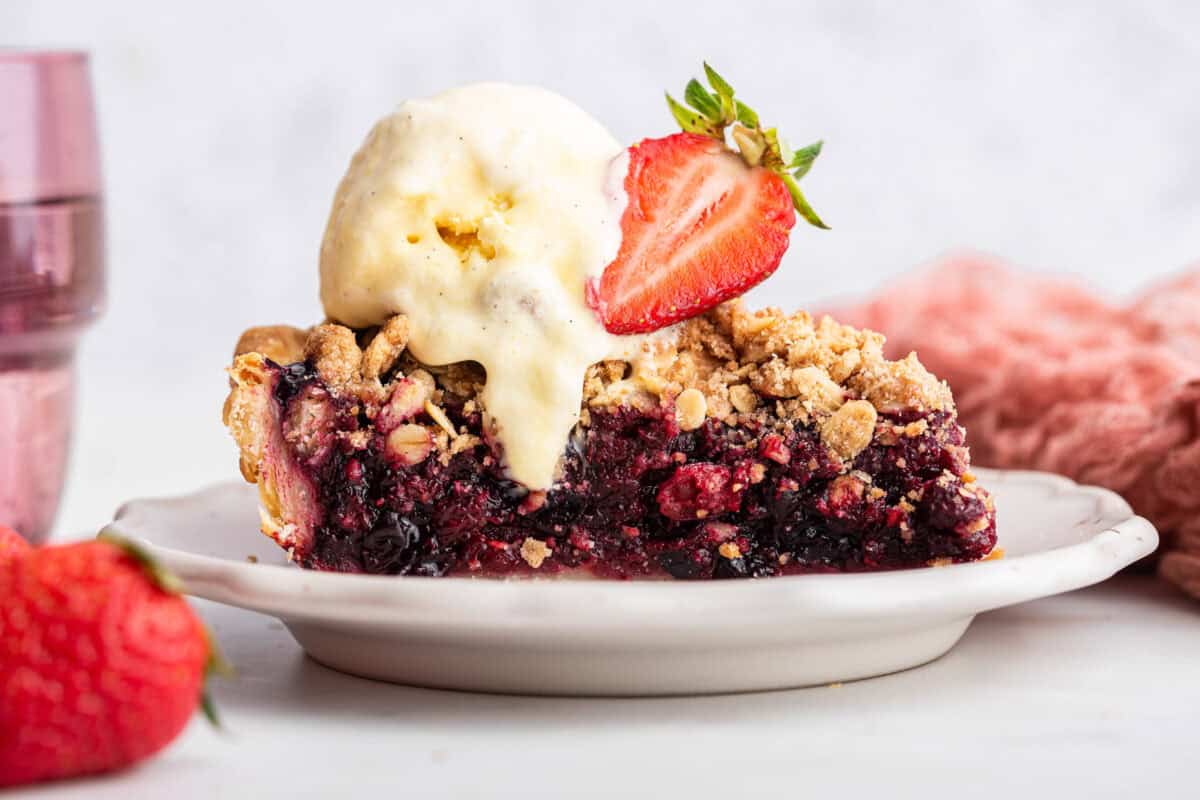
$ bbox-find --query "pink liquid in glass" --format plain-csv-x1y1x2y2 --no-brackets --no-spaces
0,350,75,541
1,52,105,544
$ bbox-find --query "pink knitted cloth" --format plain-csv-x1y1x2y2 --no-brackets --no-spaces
832,256,1200,600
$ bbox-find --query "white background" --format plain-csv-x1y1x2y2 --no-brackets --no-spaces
5,0,1199,533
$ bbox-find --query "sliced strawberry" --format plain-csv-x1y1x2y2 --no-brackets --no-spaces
589,62,827,335
589,133,795,334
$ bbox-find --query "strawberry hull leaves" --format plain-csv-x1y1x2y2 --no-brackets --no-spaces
684,79,722,121
665,92,716,137
665,62,828,229
789,140,823,180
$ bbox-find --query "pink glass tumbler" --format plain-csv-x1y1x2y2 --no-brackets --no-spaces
0,51,105,543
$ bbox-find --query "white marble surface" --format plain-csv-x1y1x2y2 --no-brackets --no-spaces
8,576,1197,799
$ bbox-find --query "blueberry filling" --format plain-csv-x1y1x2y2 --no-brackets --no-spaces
273,361,995,578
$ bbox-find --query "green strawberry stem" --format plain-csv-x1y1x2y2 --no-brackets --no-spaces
200,693,223,728
200,630,234,729
97,529,186,594
666,62,829,229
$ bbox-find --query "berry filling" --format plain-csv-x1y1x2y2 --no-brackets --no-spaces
260,359,995,579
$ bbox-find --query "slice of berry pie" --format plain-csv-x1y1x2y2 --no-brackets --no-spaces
223,65,996,578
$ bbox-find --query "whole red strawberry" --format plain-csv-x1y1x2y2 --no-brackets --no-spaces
589,63,828,334
0,525,30,564
0,536,220,787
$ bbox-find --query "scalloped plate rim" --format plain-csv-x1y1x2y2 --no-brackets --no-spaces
105,468,1159,630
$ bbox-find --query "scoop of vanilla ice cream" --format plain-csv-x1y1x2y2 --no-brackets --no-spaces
320,83,645,490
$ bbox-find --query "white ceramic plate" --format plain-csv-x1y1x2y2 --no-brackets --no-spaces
107,469,1157,696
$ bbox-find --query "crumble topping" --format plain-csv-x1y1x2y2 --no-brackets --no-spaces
728,383,758,414
234,325,307,367
819,399,878,461
674,388,708,431
305,324,364,391
520,537,552,569
384,424,433,466
849,351,952,414
582,299,953,458
424,401,458,439
361,314,410,381
752,363,843,410
717,541,742,560
227,298,957,494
